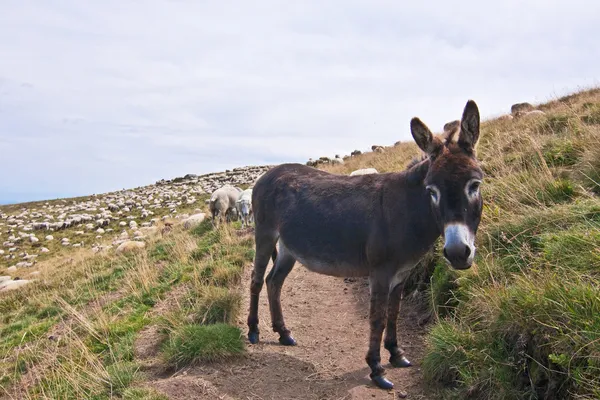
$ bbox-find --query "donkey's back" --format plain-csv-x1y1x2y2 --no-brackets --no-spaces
252,163,399,276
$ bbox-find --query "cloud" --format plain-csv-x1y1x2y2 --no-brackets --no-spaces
0,0,598,202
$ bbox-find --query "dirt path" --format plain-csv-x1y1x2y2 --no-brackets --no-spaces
146,262,431,399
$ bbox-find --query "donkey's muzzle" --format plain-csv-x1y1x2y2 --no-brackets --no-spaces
443,224,475,270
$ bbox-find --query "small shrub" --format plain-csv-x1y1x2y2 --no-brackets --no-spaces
163,324,244,367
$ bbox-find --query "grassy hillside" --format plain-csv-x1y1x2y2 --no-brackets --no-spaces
1,88,598,399
323,88,600,399
0,211,254,398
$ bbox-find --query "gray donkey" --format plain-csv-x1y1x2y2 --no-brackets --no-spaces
247,100,484,389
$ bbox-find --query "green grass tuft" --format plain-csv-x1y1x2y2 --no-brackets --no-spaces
106,361,140,396
163,323,244,367
189,286,241,325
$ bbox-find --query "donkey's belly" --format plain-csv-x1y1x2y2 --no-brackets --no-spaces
296,255,370,277
280,238,370,278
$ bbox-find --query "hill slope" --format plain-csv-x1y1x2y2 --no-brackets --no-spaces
1,88,599,399
322,88,600,399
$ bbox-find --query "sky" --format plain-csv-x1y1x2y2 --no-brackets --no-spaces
0,0,599,204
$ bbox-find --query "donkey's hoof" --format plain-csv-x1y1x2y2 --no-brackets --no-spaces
371,375,394,390
390,355,412,368
248,331,260,344
278,334,297,346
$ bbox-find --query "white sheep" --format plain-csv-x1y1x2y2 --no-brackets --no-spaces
350,168,378,176
236,188,253,228
209,185,243,226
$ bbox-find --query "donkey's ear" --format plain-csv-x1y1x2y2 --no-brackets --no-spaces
411,117,442,157
458,100,480,150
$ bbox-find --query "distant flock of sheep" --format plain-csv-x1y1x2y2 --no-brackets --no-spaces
205,167,379,227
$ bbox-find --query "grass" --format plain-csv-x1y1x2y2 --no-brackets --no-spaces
322,87,600,399
0,197,250,398
162,323,244,367
2,87,599,399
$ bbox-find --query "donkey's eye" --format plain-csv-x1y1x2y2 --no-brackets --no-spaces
468,180,481,196
426,185,440,204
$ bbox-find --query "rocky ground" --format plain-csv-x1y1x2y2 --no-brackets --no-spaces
0,165,273,291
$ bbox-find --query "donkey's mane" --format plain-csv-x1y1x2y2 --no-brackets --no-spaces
405,153,428,170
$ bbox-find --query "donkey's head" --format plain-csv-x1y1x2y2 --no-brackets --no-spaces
410,100,483,270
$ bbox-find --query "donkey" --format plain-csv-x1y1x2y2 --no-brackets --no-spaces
247,100,484,389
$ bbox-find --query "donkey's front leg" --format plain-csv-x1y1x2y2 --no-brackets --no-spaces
384,283,412,368
365,275,393,389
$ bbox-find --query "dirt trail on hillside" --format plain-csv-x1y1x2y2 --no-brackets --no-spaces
145,261,431,400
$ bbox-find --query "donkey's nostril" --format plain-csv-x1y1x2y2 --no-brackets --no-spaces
444,243,471,266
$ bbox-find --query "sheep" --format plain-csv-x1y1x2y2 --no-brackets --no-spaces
331,155,344,165
511,102,534,116
209,185,243,226
236,188,253,228
350,168,378,176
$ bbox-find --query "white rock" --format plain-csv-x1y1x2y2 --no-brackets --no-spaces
116,241,146,254
0,279,32,291
183,213,206,229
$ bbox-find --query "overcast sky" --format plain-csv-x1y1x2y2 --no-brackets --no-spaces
0,0,598,204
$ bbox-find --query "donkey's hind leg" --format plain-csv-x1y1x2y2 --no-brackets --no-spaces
266,241,297,346
247,231,278,344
